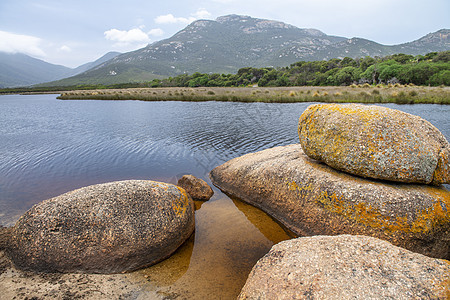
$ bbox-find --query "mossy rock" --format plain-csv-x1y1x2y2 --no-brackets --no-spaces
298,103,450,185
210,145,450,259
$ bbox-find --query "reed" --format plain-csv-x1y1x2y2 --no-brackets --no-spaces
57,86,450,104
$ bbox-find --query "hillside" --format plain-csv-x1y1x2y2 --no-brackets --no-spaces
41,15,348,86
70,51,121,76
0,52,72,88
310,29,450,60
36,15,450,86
0,52,121,88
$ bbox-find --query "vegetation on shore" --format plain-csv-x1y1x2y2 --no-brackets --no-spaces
58,85,450,105
148,51,450,88
2,51,449,104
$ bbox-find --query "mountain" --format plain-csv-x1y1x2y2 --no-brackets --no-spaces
395,29,450,54
71,51,121,76
0,51,121,88
42,15,347,86
307,29,450,60
40,15,450,86
0,52,72,88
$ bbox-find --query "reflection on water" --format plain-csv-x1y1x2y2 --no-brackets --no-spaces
1,95,449,298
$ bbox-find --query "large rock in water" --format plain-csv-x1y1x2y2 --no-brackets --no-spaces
210,144,450,259
6,180,195,273
298,103,450,185
238,235,450,299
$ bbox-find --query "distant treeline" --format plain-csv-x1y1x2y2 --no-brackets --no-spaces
1,51,449,94
152,51,449,88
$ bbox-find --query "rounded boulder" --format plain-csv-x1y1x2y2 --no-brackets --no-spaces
239,235,450,299
177,175,214,201
298,103,450,185
210,144,450,259
6,180,195,274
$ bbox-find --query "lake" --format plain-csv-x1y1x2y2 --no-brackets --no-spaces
0,94,449,298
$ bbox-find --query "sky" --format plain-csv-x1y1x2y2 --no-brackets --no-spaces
0,0,449,68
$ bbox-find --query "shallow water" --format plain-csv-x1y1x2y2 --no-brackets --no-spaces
0,95,449,298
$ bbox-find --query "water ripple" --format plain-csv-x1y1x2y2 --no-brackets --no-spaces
0,95,449,226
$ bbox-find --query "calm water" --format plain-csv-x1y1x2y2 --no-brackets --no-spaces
1,94,449,298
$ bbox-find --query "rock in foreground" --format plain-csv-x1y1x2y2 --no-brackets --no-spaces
298,103,450,185
7,180,195,273
210,144,450,259
238,235,450,299
177,175,214,201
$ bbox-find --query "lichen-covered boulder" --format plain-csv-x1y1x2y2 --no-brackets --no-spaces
177,175,214,201
298,103,450,185
210,144,450,259
238,235,450,299
6,180,195,274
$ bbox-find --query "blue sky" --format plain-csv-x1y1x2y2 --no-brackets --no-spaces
0,0,449,68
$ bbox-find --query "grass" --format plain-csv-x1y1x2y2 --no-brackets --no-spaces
57,86,450,104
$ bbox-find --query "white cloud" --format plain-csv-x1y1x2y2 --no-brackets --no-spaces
155,14,195,24
193,9,212,19
104,28,150,47
148,28,164,37
0,30,46,57
155,9,212,25
58,45,72,52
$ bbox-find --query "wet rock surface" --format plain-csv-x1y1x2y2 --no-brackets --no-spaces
210,144,450,259
177,174,214,201
6,180,195,274
238,235,450,299
298,103,450,185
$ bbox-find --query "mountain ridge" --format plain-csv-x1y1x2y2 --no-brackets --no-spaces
4,14,449,87
0,51,121,88
49,15,448,86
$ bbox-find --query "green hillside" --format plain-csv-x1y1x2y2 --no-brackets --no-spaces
40,15,450,87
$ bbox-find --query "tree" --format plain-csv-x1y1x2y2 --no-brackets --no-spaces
333,66,358,85
428,70,450,86
397,62,439,85
340,57,357,67
389,53,414,64
432,51,450,63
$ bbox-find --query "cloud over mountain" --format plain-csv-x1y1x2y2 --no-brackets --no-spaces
0,31,46,58
155,9,212,25
104,28,151,47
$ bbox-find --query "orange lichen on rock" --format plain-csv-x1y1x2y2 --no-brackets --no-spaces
298,103,450,185
289,180,450,235
173,186,191,217
211,144,450,259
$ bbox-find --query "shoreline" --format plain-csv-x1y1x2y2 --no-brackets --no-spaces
56,86,450,104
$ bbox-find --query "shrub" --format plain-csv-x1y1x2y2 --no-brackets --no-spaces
408,90,418,97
